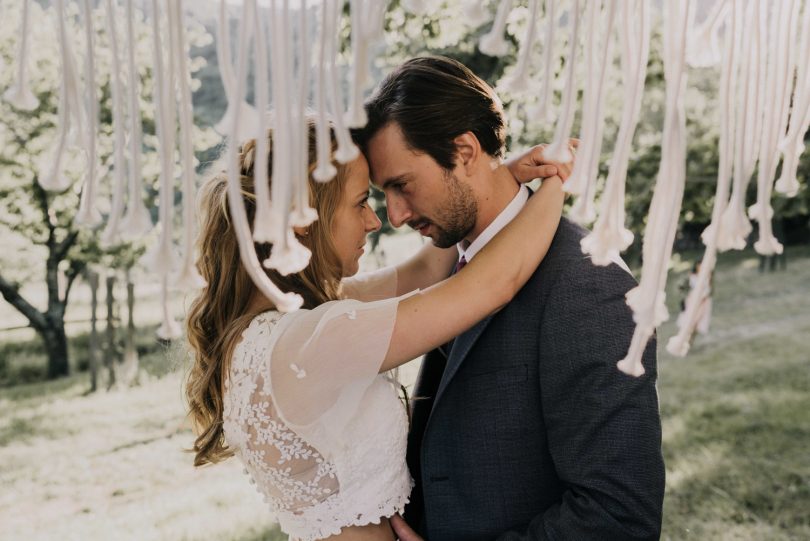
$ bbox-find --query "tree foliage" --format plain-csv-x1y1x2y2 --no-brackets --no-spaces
0,0,219,377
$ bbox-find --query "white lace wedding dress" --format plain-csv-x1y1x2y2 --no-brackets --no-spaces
223,268,414,541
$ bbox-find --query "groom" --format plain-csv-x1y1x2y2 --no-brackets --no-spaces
357,57,664,540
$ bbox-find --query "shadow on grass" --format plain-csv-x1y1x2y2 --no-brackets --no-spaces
660,330,810,540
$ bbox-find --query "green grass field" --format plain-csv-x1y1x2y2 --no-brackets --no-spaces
0,246,808,541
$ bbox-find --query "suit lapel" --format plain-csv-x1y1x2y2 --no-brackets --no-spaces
432,314,494,407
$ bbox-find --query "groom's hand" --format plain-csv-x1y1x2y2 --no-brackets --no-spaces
505,139,579,184
390,514,423,541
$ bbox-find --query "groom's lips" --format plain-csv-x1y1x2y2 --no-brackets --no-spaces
410,220,431,235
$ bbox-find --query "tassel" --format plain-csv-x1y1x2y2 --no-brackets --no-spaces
618,0,691,377
120,0,153,238
346,0,370,127
479,0,513,57
75,0,103,228
291,0,318,228
226,0,303,312
544,0,581,163
313,0,338,183
563,0,598,196
501,0,540,95
214,0,259,139
264,0,312,275
685,0,729,68
581,0,649,265
536,0,557,121
249,0,277,244
668,0,740,357
718,0,760,252
156,275,182,340
171,0,207,290
101,0,129,247
39,0,83,192
749,0,800,256
568,0,618,226
4,0,39,111
142,0,178,275
775,0,810,198
326,0,360,164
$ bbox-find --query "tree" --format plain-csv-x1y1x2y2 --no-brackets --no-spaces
0,0,219,379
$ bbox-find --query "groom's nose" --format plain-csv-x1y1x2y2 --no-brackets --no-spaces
386,195,412,228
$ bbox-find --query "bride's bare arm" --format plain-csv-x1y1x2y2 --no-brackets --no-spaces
379,176,564,372
392,243,458,296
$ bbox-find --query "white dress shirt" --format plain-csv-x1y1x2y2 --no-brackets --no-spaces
457,185,530,263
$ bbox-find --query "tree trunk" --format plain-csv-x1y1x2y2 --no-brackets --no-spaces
104,275,117,390
88,271,100,392
40,319,69,379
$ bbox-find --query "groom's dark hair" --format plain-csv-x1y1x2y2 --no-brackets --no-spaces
355,56,506,170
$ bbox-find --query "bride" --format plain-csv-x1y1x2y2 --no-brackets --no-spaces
185,123,567,541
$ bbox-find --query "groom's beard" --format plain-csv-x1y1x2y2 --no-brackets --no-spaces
412,171,477,249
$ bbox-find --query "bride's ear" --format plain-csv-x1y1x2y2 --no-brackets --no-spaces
453,131,482,176
293,226,310,239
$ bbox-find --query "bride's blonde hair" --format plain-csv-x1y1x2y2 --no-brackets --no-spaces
185,124,351,466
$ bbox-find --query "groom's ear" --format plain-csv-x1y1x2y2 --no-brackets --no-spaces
452,131,482,177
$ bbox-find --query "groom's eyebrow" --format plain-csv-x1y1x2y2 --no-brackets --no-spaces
380,174,411,190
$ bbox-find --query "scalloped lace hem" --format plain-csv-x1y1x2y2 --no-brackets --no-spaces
279,481,413,541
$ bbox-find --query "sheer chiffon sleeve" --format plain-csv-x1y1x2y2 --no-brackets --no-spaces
340,266,398,301
267,292,412,450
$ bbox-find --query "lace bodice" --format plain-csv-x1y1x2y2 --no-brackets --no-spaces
222,289,412,540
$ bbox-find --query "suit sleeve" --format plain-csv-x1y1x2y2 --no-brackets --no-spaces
496,261,665,541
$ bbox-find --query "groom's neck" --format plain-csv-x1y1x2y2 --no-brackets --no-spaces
463,164,520,245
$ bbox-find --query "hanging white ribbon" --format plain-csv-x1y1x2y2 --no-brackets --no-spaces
749,0,800,256
264,0,312,276
155,275,182,340
326,0,360,164
501,0,540,94
668,0,740,357
563,0,598,196
544,0,581,163
249,0,276,244
4,0,39,111
567,0,618,226
75,0,103,228
685,0,730,69
618,0,691,377
39,0,84,191
479,0,513,57
346,0,370,127
775,0,810,198
101,0,129,246
291,0,319,228
120,0,153,238
142,0,178,276
226,0,303,312
313,0,338,183
536,0,557,121
214,0,259,139
171,0,207,290
718,0,761,252
581,0,650,266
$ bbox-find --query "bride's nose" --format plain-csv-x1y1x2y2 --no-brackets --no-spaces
364,206,382,233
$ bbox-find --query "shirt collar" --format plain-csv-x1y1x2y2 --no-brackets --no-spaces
458,185,530,263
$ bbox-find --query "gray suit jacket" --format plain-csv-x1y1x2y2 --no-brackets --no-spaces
404,218,665,540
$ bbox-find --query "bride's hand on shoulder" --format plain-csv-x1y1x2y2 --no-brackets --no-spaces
505,139,579,184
